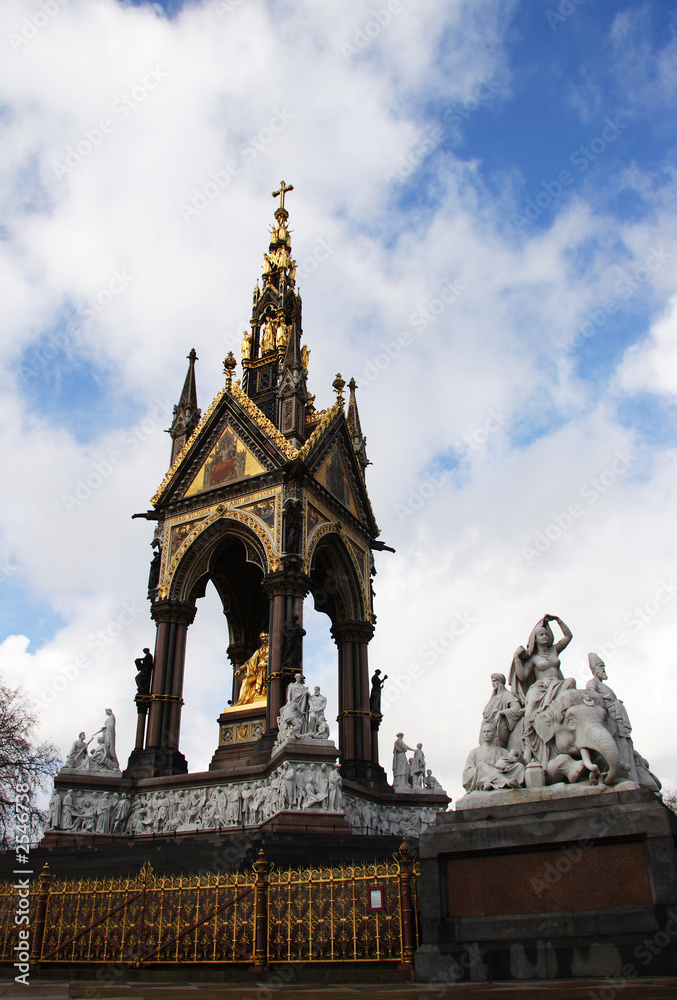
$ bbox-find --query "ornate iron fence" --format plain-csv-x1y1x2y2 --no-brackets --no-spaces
0,841,419,970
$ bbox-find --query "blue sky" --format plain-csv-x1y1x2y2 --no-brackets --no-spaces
1,0,676,800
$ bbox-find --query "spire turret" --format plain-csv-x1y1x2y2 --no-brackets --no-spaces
347,377,370,477
167,348,201,466
240,181,310,441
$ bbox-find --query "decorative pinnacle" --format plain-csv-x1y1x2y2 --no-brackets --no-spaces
333,372,346,404
272,180,293,215
187,348,198,364
223,351,237,388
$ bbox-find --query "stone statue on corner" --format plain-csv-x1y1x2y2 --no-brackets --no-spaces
392,733,414,791
135,647,154,696
282,614,306,672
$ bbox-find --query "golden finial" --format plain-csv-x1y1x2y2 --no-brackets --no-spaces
272,180,294,214
333,373,346,405
223,351,237,388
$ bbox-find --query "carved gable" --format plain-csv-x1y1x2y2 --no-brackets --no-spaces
185,425,265,498
315,445,359,517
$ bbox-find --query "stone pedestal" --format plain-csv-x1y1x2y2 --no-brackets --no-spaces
415,787,677,983
209,700,267,770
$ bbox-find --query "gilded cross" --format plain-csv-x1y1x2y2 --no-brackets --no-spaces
272,180,294,211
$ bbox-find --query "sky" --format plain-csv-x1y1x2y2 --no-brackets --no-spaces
1,0,676,806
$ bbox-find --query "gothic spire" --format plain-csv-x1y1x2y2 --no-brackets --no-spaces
347,377,370,477
168,348,201,466
240,181,310,440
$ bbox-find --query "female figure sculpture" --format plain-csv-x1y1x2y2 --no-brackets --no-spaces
509,614,576,766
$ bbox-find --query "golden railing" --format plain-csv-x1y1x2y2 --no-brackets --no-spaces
0,842,419,970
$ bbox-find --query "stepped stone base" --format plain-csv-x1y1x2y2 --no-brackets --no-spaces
415,788,677,982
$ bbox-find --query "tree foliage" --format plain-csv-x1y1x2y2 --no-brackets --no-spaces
0,681,61,850
662,784,677,816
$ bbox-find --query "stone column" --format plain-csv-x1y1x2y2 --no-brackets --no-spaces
124,599,195,778
332,620,386,786
261,564,311,739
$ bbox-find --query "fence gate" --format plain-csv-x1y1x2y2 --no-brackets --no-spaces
0,841,419,971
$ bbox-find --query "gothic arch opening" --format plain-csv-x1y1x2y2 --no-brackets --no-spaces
308,534,366,627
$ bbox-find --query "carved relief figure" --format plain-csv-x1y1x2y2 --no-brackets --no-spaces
47,790,61,830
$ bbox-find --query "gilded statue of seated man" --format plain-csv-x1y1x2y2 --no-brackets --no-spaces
232,633,269,706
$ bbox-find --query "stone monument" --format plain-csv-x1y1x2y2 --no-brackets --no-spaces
415,612,677,983
31,186,450,881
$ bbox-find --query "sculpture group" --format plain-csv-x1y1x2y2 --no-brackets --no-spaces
274,672,332,749
62,710,120,774
392,734,442,792
463,614,662,795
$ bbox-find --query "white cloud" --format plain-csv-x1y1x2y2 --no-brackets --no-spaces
617,294,677,397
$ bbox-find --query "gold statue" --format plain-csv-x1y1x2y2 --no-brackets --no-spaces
241,329,252,361
232,633,269,706
276,320,288,350
261,317,276,354
301,345,310,371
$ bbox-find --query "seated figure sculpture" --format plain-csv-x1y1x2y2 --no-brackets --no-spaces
463,722,525,792
232,633,268,706
462,615,660,794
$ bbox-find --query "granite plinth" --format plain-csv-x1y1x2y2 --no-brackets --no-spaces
456,778,636,810
415,788,677,983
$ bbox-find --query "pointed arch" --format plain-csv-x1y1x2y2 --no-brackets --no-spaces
307,530,367,625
